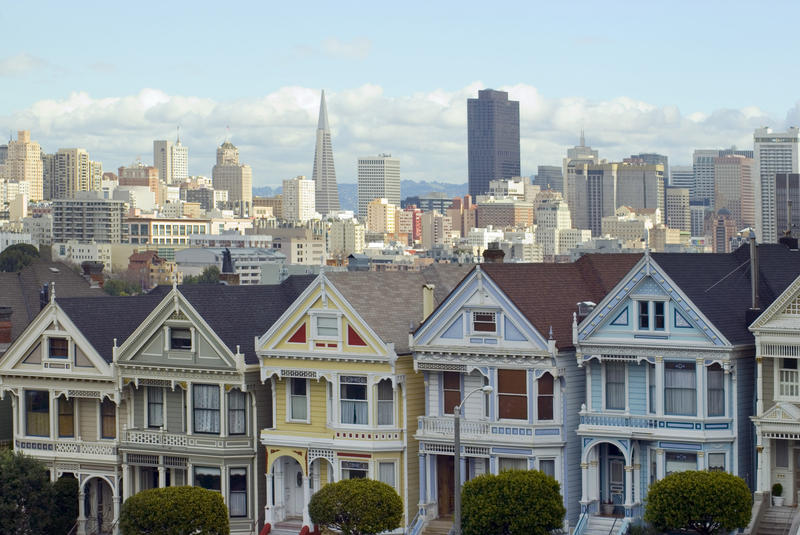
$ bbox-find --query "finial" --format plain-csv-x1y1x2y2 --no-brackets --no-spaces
172,277,178,290
50,281,55,303
548,326,553,340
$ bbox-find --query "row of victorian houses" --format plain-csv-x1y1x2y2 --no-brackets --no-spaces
1,242,800,535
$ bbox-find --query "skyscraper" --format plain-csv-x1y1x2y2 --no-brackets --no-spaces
51,148,94,198
713,154,754,231
0,131,43,201
212,140,253,216
311,90,340,216
775,173,800,239
665,187,691,231
357,154,400,218
562,132,600,199
628,153,669,183
754,127,800,242
535,165,564,193
467,89,520,198
670,165,694,190
154,131,188,185
282,175,317,222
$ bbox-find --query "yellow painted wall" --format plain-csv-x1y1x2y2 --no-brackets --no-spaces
397,354,423,522
78,399,98,441
274,379,331,437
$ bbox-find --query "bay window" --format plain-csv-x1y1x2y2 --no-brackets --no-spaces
665,362,696,416
665,452,697,475
442,372,461,415
194,466,221,491
708,453,725,472
194,385,220,434
378,461,396,488
498,457,527,471
707,364,724,416
605,362,626,410
229,468,247,517
26,390,49,437
537,373,554,421
340,376,368,425
539,459,556,478
229,389,246,435
498,369,527,420
377,379,394,426
341,461,368,479
648,363,656,414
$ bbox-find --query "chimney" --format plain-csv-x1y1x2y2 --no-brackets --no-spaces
422,284,435,322
482,242,505,263
0,306,12,346
576,301,596,323
746,231,762,326
81,261,105,288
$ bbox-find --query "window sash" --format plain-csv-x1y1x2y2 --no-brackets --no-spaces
26,390,49,437
539,459,556,478
49,338,69,358
378,462,395,488
665,363,697,416
148,388,163,428
442,372,461,415
170,329,192,350
638,301,649,329
537,374,554,421
316,316,338,337
472,312,496,332
229,468,247,517
654,301,665,330
101,399,116,439
498,457,527,471
58,397,74,438
377,380,394,425
708,453,725,472
605,362,626,410
665,452,697,475
648,364,656,414
498,369,527,420
193,385,220,434
194,466,221,491
707,365,724,417
228,390,246,434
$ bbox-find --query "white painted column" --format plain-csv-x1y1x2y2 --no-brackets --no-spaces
624,465,634,507
158,465,166,488
589,460,599,501
112,491,121,535
187,462,194,485
419,454,427,504
656,449,665,480
696,358,705,418
580,462,589,502
122,463,130,499
77,489,87,535
220,385,227,437
49,391,56,439
265,473,274,524
302,475,311,527
763,440,772,492
756,357,764,416
221,466,228,508
655,357,664,415
185,383,193,435
756,429,764,492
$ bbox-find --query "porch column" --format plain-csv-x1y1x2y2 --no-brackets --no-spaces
187,462,194,485
77,489,87,535
763,440,772,492
220,385,228,438
460,456,467,486
580,462,589,502
624,465,634,507
696,358,705,418
656,449,665,480
419,454,427,504
122,463,130,499
265,473,274,524
589,460,599,501
49,391,56,440
158,465,166,488
756,429,764,492
185,383,193,435
112,491,121,535
302,475,311,527
655,357,664,415
756,357,764,416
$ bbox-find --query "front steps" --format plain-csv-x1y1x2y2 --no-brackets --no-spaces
758,506,795,535
421,517,453,535
269,518,304,535
584,515,623,535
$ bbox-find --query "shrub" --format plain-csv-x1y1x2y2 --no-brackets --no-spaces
0,243,39,272
51,475,79,535
120,486,229,535
461,469,565,535
308,478,402,535
644,470,751,535
773,483,783,497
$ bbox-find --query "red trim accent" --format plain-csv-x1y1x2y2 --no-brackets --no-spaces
259,523,271,535
288,323,307,343
336,452,372,458
347,325,367,346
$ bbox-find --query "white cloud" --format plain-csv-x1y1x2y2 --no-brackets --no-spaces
321,37,372,60
0,84,785,187
0,53,47,76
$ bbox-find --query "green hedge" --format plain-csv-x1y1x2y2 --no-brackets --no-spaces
120,486,229,535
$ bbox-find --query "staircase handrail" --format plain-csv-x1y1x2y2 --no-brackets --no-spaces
743,492,768,535
608,516,618,535
573,512,589,535
407,509,424,535
786,504,800,535
616,517,631,535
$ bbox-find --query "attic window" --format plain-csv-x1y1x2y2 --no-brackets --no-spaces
170,328,192,350
472,312,497,333
49,338,69,359
316,316,339,339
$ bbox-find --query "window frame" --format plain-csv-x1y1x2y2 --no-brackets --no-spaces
442,372,461,416
604,361,627,411
193,384,221,434
536,373,554,421
377,460,397,489
339,376,369,426
637,301,649,330
194,466,222,492
664,361,697,417
341,460,369,480
287,378,310,423
25,390,50,437
58,396,74,438
376,379,394,426
228,389,247,435
708,452,725,472
48,337,70,359
147,387,164,429
497,369,527,421
471,311,498,334
170,328,192,351
707,363,725,417
538,458,556,479
228,467,247,517
312,313,341,341
100,398,116,439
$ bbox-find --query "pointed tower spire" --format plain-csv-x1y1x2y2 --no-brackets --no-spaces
318,90,330,131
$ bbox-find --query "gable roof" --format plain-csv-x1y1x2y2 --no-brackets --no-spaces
57,275,317,364
652,244,800,346
325,264,472,353
480,254,642,349
0,260,106,343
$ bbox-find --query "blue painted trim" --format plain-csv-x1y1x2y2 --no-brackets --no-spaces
658,441,702,450
440,316,463,339
674,308,692,328
492,447,533,455
611,307,629,326
534,428,560,436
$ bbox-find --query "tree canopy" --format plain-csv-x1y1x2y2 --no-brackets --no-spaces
0,243,39,272
0,450,77,535
102,278,143,296
120,486,229,535
644,470,751,535
461,469,565,535
308,478,403,535
183,265,221,284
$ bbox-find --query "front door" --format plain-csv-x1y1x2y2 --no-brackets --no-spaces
437,456,454,517
609,458,625,509
283,460,304,518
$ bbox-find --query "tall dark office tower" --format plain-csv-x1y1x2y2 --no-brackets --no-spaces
312,90,340,215
776,173,800,239
467,89,520,198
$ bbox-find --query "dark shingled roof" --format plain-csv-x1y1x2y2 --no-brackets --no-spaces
0,260,106,343
57,275,317,364
481,254,643,349
653,243,800,346
326,264,472,354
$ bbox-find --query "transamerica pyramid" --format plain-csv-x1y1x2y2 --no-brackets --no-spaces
312,90,340,215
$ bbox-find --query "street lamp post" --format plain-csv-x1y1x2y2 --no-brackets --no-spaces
453,385,493,535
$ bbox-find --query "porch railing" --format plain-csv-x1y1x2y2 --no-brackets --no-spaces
780,369,800,397
121,428,253,450
416,416,559,442
579,410,732,433
15,437,117,457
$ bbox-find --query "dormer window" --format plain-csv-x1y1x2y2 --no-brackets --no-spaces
315,316,339,338
472,312,497,333
170,328,192,350
49,337,69,359
637,301,666,331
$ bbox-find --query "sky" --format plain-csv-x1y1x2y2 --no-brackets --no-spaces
2,0,800,187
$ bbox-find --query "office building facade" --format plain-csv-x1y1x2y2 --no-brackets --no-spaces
467,89,520,197
754,127,800,242
357,154,400,218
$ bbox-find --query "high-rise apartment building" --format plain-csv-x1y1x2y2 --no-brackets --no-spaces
311,90,340,216
357,154,400,218
119,161,161,204
628,153,669,183
0,131,43,201
153,134,188,185
692,149,720,205
328,219,365,257
567,162,617,236
775,173,800,239
713,155,754,231
670,165,694,190
665,187,690,231
535,165,564,193
212,140,253,216
754,127,800,242
282,176,317,222
467,89,520,197
50,148,95,198
52,192,128,243
365,198,400,234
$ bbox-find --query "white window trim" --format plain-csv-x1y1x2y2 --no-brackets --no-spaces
534,372,558,423
338,375,370,427
634,299,670,333
496,369,528,423
98,398,116,441
602,361,629,412
376,460,398,490
707,452,726,472
43,331,72,361
310,311,343,343
286,378,311,424
706,363,726,418
145,386,165,429
468,309,500,336
536,457,559,480
775,356,800,403
376,379,395,427
228,465,248,518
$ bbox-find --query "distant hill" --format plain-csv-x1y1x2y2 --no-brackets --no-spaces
253,180,467,213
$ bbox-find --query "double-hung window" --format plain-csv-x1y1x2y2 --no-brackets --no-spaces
648,363,656,414
289,378,308,421
378,461,396,488
101,399,116,439
26,390,49,437
148,388,163,428
49,337,69,358
194,466,221,491
653,301,665,330
316,315,339,338
229,389,246,434
194,385,220,434
377,379,394,426
341,461,368,479
170,328,192,350
340,376,368,425
707,363,724,417
665,362,696,416
605,362,626,410
442,372,461,415
58,396,74,438
229,468,247,517
537,374,554,421
638,301,649,329
498,369,527,420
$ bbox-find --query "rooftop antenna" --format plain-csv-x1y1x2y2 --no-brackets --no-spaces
176,125,181,144
225,125,231,143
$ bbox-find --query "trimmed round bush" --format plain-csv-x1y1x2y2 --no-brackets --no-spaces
461,469,565,535
120,486,229,535
644,470,751,535
308,478,402,535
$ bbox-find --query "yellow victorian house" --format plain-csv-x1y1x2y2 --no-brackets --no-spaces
256,267,469,532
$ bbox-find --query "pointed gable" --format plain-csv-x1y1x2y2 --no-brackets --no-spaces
750,274,800,333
